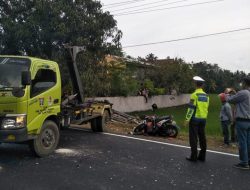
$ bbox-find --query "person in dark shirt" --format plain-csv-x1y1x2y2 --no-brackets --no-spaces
219,93,232,146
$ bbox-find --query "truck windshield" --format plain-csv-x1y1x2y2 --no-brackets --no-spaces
0,57,30,89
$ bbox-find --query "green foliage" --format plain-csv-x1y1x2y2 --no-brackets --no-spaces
145,57,194,94
145,53,158,64
125,78,140,96
192,62,248,93
144,79,154,95
1,0,247,97
154,88,166,95
109,67,139,97
0,0,122,58
132,55,248,96
110,69,127,96
0,0,124,97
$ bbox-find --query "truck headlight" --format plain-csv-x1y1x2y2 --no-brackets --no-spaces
1,114,26,129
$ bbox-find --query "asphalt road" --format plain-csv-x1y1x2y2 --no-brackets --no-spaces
0,128,250,190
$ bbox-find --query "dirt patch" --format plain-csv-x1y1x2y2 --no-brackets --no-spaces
106,122,238,154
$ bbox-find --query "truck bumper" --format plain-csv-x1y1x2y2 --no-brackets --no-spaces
0,128,28,143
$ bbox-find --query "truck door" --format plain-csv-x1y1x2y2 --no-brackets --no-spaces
27,65,58,133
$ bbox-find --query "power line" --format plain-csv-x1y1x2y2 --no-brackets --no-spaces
110,0,171,12
103,0,146,8
123,27,250,48
104,0,143,6
114,0,224,16
115,0,223,15
111,0,188,13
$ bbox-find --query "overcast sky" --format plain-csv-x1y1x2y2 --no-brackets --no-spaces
100,0,250,73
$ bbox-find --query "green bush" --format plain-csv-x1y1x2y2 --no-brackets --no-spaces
154,88,166,95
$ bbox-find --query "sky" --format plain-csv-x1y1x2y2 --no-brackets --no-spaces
100,0,250,73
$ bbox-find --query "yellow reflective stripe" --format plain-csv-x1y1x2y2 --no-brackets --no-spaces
186,108,195,121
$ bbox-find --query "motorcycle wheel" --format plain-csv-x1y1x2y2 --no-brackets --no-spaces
165,125,178,138
133,123,145,135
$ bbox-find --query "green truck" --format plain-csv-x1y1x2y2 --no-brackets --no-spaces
0,49,112,157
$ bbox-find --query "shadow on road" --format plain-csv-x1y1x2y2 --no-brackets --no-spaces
0,143,33,166
0,127,96,162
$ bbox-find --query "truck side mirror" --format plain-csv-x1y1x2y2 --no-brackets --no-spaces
21,71,31,86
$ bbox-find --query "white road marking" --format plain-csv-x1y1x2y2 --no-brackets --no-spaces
67,127,238,157
103,132,238,157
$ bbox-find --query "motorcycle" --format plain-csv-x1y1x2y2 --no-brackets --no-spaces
133,115,179,138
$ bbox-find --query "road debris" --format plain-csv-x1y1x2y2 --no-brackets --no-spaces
111,110,141,125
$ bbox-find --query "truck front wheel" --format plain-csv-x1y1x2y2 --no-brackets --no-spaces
29,120,60,157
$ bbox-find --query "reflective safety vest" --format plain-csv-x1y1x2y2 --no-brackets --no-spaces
185,88,209,121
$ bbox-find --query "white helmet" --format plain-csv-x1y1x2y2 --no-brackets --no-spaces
193,76,205,82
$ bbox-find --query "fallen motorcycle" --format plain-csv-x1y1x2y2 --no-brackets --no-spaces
132,115,179,138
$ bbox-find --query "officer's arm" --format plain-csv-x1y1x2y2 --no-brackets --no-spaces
185,95,196,121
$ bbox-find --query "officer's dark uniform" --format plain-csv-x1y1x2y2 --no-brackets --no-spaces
185,87,209,161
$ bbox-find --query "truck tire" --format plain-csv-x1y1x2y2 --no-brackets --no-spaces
102,109,111,132
91,109,111,132
91,116,103,132
90,118,98,132
29,120,60,157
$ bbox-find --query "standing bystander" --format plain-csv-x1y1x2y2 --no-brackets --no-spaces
219,93,233,146
223,77,250,170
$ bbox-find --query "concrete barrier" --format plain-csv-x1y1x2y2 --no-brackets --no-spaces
88,94,190,112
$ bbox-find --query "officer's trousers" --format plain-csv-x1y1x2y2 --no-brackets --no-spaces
189,119,207,160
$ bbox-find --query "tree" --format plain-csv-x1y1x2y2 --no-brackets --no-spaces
0,0,123,97
192,62,248,93
146,58,194,94
145,53,158,64
0,0,122,59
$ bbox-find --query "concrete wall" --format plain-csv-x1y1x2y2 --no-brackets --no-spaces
87,94,190,112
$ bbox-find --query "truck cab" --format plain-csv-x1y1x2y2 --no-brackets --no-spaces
0,55,112,157
0,56,61,156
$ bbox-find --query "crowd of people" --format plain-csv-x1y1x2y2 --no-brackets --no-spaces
184,76,250,170
138,76,250,170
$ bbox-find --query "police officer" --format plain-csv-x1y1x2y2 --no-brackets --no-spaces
185,76,209,162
